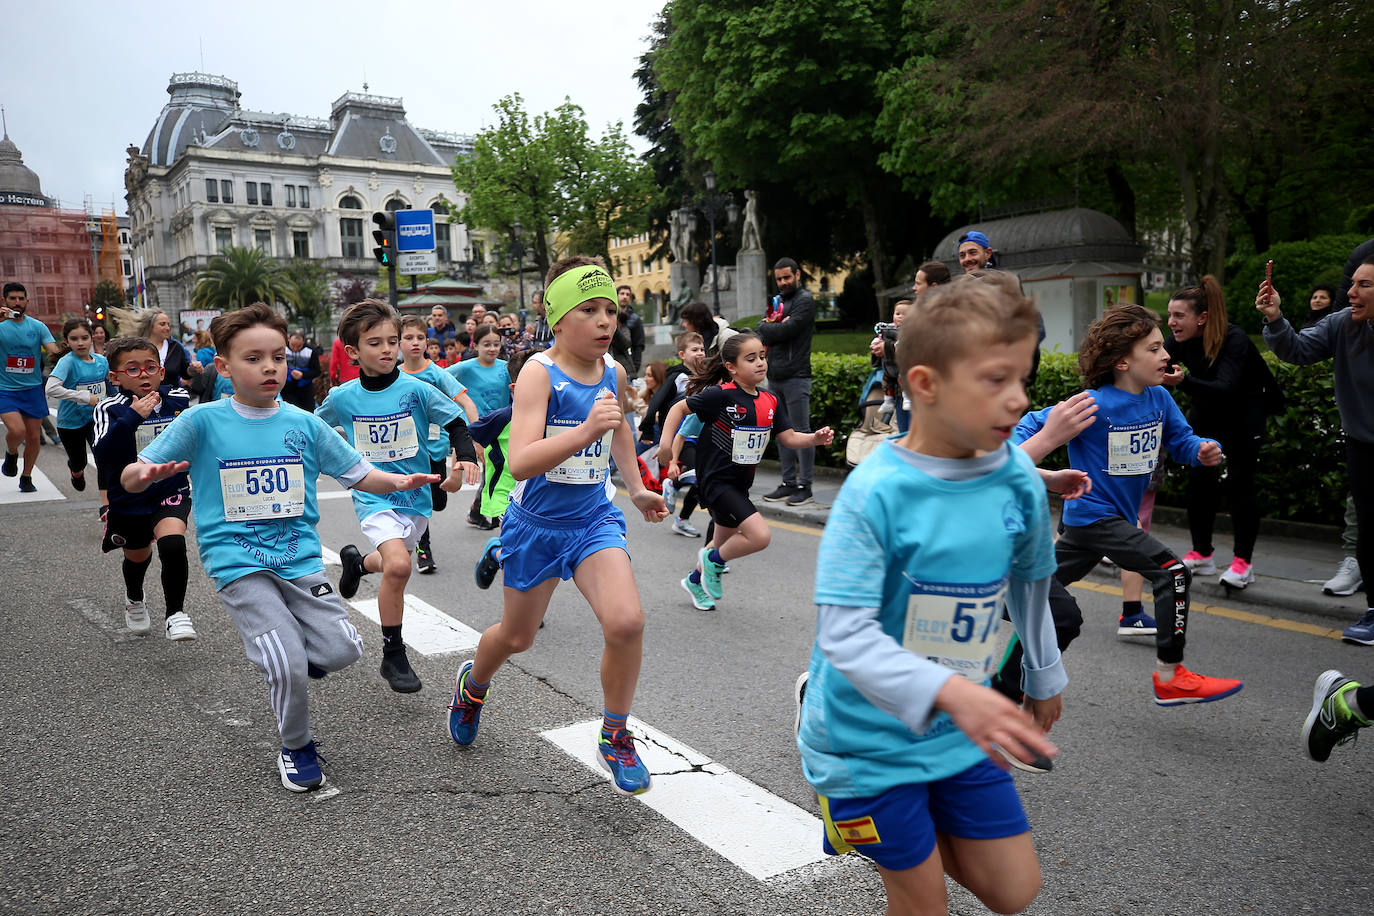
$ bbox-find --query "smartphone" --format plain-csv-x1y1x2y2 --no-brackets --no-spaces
1264,260,1274,307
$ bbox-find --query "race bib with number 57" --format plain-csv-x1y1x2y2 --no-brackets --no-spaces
901,579,1006,680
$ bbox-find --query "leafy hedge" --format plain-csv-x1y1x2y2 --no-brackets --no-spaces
805,348,1347,524
1223,234,1366,335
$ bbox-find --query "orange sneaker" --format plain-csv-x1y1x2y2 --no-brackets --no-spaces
1153,664,1243,706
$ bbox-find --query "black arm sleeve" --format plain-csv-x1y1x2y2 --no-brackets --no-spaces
443,415,478,464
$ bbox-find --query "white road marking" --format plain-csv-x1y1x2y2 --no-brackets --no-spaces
321,546,341,566
347,594,481,655
0,467,66,504
317,490,353,501
540,718,827,881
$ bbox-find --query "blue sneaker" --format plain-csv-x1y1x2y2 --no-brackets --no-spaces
698,547,725,600
474,537,502,590
1342,610,1374,646
597,730,651,795
278,740,326,792
448,660,487,746
661,478,678,517
1117,611,1158,637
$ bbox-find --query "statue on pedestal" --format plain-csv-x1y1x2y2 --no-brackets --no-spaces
668,208,695,264
740,190,763,251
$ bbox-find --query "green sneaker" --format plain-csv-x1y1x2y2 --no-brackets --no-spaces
680,575,715,611
1302,669,1369,762
698,547,725,600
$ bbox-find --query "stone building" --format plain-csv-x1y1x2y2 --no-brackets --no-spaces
125,72,481,317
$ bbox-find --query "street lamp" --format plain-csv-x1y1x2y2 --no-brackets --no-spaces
509,220,527,314
692,169,739,317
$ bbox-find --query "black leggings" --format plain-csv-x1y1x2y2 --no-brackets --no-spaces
1187,420,1263,562
57,423,93,474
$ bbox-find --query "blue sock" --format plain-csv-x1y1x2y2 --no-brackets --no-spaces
601,709,628,740
689,568,701,584
708,548,723,566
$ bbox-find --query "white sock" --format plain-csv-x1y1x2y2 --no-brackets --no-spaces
1155,660,1178,682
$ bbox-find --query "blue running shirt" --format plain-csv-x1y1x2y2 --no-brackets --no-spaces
0,317,54,392
50,352,109,428
316,373,460,521
404,359,469,461
449,358,511,416
508,352,617,521
140,400,368,589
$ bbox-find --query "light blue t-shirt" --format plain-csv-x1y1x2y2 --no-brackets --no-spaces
1014,384,1212,527
449,358,510,416
51,352,109,428
212,373,235,400
316,372,460,521
679,413,704,442
508,352,618,521
798,440,1061,798
0,316,55,392
404,360,468,461
140,399,369,589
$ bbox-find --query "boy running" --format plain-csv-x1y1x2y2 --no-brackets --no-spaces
797,282,1064,916
1014,303,1242,704
1,282,60,492
398,315,478,574
317,301,480,693
447,257,668,796
93,336,195,639
125,304,442,791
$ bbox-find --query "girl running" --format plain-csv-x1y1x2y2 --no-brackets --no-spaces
45,319,109,491
450,324,512,528
659,331,834,610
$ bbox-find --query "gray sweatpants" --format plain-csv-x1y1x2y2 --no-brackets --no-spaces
219,570,364,749
1055,516,1192,665
770,376,814,488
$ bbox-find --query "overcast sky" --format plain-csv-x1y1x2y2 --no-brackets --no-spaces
1,0,664,214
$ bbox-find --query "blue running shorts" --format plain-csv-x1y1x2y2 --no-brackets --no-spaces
0,386,50,420
818,758,1029,872
499,499,629,592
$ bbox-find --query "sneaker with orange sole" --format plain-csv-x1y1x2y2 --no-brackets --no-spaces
1153,664,1243,706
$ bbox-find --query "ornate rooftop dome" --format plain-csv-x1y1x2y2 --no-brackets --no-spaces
0,120,44,196
141,72,242,167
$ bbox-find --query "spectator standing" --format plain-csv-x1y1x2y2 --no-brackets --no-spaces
1304,284,1338,329
757,257,817,506
428,306,458,346
679,301,730,355
1258,256,1374,644
1163,276,1282,590
282,329,322,412
617,285,646,373
529,290,554,347
328,334,361,386
135,310,199,387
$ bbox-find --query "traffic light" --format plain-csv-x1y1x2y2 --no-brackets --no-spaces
93,306,105,322
372,212,396,267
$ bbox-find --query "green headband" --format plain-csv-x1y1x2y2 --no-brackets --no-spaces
545,265,617,327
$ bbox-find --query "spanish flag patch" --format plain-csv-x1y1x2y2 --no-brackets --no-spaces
833,816,881,845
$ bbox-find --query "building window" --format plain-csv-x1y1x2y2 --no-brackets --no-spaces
260,184,273,206
245,182,258,205
470,241,484,264
292,230,309,258
220,180,233,203
384,198,407,212
299,185,309,207
122,259,132,278
254,229,272,253
339,194,361,209
340,218,363,258
435,223,451,262
215,226,233,251
1,257,13,276
286,185,296,207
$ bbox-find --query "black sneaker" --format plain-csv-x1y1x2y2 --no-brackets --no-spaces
474,536,502,590
761,484,796,502
1,452,16,477
71,472,86,492
18,475,35,493
416,543,436,574
380,649,422,693
785,486,814,507
466,512,489,528
338,544,366,599
307,662,328,680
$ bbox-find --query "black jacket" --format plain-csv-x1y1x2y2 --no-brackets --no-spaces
1164,323,1282,431
755,288,814,380
639,363,691,442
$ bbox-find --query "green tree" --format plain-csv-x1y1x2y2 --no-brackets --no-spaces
279,259,333,336
191,246,294,311
562,125,655,267
89,279,125,313
654,0,909,316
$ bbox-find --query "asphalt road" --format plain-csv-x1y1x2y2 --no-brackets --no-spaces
2,448,1371,915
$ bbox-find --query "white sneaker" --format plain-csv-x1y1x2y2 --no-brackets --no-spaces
124,597,150,635
1218,558,1255,590
1181,551,1217,576
165,612,197,641
672,518,701,538
1323,556,1363,597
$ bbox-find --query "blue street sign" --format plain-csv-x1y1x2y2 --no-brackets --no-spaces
394,209,436,252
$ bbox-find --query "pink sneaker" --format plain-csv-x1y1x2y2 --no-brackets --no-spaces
1181,550,1216,576
1219,557,1254,589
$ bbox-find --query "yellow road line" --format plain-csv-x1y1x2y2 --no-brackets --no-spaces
1068,580,1344,640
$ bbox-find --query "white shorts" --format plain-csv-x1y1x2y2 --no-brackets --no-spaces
360,510,429,552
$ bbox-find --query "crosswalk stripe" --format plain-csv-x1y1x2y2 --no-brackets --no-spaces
0,467,66,504
346,594,481,655
540,718,827,881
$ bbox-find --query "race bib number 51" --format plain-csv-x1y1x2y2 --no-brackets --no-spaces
1106,421,1161,476
219,456,305,520
901,579,1006,680
4,355,35,375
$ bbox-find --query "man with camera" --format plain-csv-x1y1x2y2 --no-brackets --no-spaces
1,283,60,492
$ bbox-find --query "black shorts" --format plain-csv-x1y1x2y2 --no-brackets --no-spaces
102,491,192,552
698,478,757,529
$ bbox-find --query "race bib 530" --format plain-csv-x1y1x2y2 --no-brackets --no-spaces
219,456,305,520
